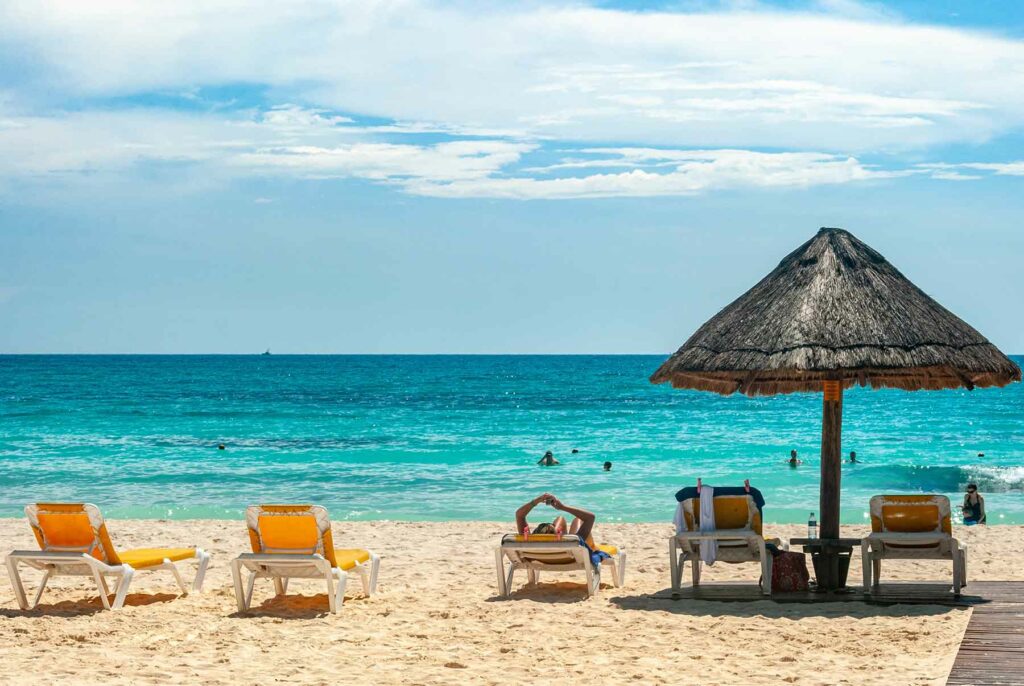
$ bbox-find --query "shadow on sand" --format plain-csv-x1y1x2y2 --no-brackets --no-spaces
0,592,181,617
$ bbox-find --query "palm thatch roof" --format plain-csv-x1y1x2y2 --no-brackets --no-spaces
650,227,1021,396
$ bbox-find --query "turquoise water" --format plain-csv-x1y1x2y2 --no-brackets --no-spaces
1,355,1022,523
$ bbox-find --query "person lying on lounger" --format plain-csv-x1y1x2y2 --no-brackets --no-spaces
515,492,596,543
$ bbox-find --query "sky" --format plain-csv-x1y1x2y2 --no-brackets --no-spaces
1,0,1023,354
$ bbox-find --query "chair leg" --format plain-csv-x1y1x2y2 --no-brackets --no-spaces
168,559,189,595
692,557,701,587
527,568,538,585
192,550,210,593
367,553,380,595
273,577,286,596
333,570,348,613
617,552,626,588
494,548,507,597
324,567,336,614
230,560,247,612
759,539,771,596
92,567,112,610
245,571,257,609
761,552,772,596
31,569,52,609
861,541,872,593
588,565,601,597
6,556,29,611
669,539,680,591
112,567,134,610
872,559,881,588
505,564,517,597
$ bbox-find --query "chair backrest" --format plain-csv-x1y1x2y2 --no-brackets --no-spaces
25,503,122,564
680,494,762,535
870,495,952,536
246,504,340,567
502,534,585,566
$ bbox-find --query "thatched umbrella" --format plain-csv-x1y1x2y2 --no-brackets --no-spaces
651,227,1020,587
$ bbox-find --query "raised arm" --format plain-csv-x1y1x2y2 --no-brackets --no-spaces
550,497,596,542
515,493,552,532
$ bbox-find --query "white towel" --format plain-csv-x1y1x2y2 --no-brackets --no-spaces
699,485,717,565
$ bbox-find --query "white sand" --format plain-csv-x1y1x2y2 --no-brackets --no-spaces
2,520,1017,685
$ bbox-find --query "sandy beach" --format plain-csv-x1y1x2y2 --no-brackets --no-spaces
1,519,1018,685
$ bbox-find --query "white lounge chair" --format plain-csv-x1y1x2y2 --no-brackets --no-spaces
671,489,779,595
6,502,210,611
231,504,380,614
861,494,967,594
495,533,625,598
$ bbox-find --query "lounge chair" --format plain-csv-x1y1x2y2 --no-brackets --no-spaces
861,494,967,594
495,533,625,598
231,504,380,614
5,503,210,610
670,485,780,595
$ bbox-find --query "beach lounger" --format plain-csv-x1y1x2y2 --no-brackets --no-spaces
671,486,780,595
5,503,210,611
495,533,625,598
862,494,967,594
231,504,380,614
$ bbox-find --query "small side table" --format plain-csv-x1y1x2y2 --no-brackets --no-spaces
790,537,861,591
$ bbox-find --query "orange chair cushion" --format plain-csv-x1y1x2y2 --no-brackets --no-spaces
257,514,320,552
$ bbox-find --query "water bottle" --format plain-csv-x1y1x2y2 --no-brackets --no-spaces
808,512,818,540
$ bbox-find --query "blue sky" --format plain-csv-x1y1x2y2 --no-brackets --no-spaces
1,0,1023,353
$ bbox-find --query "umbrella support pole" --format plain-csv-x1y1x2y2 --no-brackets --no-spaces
818,381,844,589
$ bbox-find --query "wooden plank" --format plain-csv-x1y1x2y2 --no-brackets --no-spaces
947,590,1024,686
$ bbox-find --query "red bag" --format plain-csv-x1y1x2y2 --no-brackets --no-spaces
771,551,810,592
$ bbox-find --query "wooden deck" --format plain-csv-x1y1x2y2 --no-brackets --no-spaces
946,583,1024,686
643,581,1024,684
648,580,1003,606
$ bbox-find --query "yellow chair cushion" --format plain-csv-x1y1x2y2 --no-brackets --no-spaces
118,548,196,569
333,548,371,571
596,544,618,556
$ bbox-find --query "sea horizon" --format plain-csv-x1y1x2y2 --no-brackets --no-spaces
2,354,1021,524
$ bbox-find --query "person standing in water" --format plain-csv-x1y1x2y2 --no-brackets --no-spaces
962,484,986,525
537,450,559,466
788,449,802,467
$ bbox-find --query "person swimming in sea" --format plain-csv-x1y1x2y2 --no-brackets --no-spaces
515,493,596,543
788,449,802,467
962,484,987,525
848,450,858,463
537,450,559,466
603,461,612,472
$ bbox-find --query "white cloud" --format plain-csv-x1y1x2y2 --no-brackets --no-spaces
917,161,1024,180
962,162,1024,176
4,1,1024,151
409,149,903,199
234,140,536,182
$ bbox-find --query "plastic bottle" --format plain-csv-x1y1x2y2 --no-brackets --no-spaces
808,512,818,540
522,525,530,541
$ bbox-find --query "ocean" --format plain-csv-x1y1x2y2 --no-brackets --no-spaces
1,355,1021,524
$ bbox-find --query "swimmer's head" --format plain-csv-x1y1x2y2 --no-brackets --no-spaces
603,461,612,471
966,483,978,494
